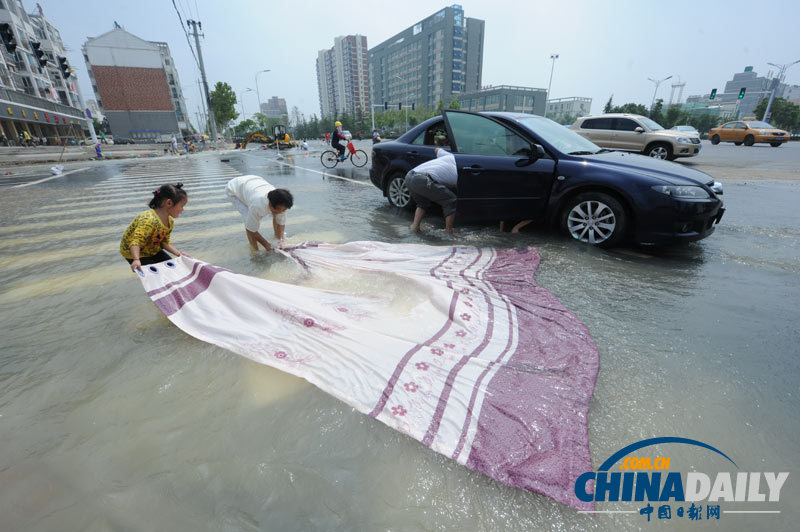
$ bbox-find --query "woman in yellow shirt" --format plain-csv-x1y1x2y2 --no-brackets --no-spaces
120,183,189,272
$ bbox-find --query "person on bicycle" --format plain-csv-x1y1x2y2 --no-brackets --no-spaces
331,121,347,161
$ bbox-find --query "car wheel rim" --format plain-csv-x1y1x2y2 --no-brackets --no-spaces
567,200,616,244
649,146,668,159
389,178,410,207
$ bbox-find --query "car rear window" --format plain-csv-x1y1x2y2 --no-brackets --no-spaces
581,118,613,130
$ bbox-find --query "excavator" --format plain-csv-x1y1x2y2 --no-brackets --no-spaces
241,125,297,149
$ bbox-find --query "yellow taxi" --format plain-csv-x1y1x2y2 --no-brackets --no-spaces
708,120,788,147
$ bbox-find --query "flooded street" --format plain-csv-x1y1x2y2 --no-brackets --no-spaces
1,143,798,531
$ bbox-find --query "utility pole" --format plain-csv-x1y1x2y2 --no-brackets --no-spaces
187,20,217,140
196,79,208,133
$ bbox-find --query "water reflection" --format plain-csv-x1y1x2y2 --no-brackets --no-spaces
1,153,798,531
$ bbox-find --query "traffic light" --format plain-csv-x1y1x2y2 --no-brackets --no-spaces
411,103,415,111
384,102,388,110
709,88,717,100
31,42,47,67
58,56,71,79
0,23,17,53
738,87,746,99
398,103,402,110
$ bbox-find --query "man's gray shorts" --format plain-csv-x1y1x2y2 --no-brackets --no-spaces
405,170,457,217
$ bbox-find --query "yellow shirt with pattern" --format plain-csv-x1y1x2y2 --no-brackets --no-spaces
119,209,174,259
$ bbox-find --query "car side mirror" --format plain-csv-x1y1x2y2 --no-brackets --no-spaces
635,127,644,133
515,145,545,167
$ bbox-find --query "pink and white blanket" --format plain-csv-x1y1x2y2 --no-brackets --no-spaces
137,241,598,510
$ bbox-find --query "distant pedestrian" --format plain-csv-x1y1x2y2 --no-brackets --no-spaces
120,183,189,273
226,175,293,252
95,143,103,159
171,135,178,155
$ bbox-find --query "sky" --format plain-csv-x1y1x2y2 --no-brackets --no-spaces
36,0,800,129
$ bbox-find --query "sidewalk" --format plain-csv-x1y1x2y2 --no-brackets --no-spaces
0,143,233,167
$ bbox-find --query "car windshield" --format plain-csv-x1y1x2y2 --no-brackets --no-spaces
516,116,602,154
745,121,773,129
638,117,664,131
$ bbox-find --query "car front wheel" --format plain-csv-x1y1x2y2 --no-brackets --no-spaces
561,192,627,248
647,143,673,160
386,173,414,210
770,142,782,147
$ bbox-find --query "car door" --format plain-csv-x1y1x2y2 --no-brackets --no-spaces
612,117,643,151
441,110,556,222
405,120,443,167
735,122,749,142
718,122,736,141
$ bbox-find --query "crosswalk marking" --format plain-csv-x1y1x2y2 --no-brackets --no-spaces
56,181,230,204
19,198,233,222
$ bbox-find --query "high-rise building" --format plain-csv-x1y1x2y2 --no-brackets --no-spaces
316,34,369,118
83,26,189,141
260,96,288,121
369,5,484,110
0,1,88,143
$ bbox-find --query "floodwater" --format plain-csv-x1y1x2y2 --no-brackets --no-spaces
1,144,798,531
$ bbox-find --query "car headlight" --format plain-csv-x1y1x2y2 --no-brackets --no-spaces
651,185,711,199
675,137,691,143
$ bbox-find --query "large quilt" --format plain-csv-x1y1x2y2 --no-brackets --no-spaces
136,241,599,510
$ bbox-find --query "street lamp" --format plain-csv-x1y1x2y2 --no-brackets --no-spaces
544,53,559,118
763,59,800,124
647,75,672,118
239,88,255,136
255,69,270,117
392,74,408,132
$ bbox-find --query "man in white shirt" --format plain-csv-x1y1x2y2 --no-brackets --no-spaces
406,146,458,235
226,175,294,251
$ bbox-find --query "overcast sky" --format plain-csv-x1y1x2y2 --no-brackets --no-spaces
38,0,800,128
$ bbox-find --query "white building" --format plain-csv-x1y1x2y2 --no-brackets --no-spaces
316,34,369,117
0,1,87,142
83,26,189,140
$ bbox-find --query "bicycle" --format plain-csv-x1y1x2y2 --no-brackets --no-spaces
320,140,368,168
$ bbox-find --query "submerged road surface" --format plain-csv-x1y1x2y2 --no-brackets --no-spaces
1,144,798,531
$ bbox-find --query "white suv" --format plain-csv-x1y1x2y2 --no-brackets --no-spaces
571,114,701,160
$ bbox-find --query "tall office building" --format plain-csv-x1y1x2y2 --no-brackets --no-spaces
83,26,189,140
1,1,87,143
260,96,288,121
369,5,484,110
316,34,369,118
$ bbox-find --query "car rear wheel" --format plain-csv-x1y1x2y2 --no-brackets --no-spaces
646,143,673,160
561,192,627,248
734,142,743,146
711,135,720,145
386,173,414,210
770,142,782,147
744,135,755,146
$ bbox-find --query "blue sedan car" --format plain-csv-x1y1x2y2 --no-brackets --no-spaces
369,111,724,247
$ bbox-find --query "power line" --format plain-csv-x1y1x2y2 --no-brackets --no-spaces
171,0,199,70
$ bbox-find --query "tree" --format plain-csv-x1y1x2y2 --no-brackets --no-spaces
753,97,800,132
209,82,238,131
650,99,664,124
448,97,461,110
603,95,614,113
